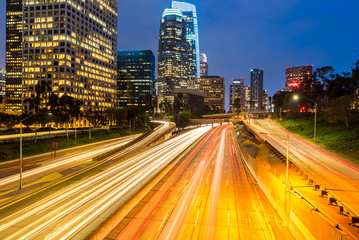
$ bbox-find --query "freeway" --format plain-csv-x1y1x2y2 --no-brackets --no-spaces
249,118,359,217
0,125,211,239
109,124,293,240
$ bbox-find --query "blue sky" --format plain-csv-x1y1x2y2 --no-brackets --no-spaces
1,0,359,109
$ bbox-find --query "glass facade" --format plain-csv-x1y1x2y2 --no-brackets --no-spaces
117,50,155,109
250,69,264,111
6,0,23,113
157,8,188,104
172,1,200,79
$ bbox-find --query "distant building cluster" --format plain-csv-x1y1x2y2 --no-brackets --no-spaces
3,0,282,119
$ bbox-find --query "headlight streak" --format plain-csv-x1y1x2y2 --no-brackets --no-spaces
0,125,211,240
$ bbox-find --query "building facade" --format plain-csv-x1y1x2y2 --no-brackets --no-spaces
194,76,225,113
250,68,264,111
229,78,244,112
157,8,188,104
200,53,208,77
285,65,313,88
244,85,250,112
117,50,155,109
7,0,118,120
263,89,268,111
172,1,200,79
0,69,6,111
6,0,23,113
174,88,204,115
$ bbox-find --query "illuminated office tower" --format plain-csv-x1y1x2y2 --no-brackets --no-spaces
229,78,244,112
20,0,118,122
250,68,264,111
263,89,268,111
244,85,250,112
157,8,188,103
0,69,6,111
117,50,155,109
200,53,208,77
195,76,225,113
172,1,200,79
6,0,23,113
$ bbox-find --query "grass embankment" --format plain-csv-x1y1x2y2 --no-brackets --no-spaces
274,114,359,163
0,127,149,162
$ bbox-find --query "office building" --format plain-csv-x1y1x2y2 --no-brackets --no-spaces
250,69,264,111
8,0,118,121
285,65,313,88
244,85,250,112
0,69,6,111
263,89,268,111
194,76,225,113
174,88,204,115
200,53,208,77
117,50,155,109
172,1,200,79
6,0,23,113
157,8,188,104
229,78,244,112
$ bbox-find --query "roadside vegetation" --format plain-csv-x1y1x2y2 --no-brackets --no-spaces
275,114,359,163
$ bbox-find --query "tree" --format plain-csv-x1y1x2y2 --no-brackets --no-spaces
325,94,355,129
0,113,19,130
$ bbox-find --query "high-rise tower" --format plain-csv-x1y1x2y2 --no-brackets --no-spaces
157,8,188,103
229,78,245,112
172,1,200,79
19,0,118,119
6,0,23,113
250,69,264,111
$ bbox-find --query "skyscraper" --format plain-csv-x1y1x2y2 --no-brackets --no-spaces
172,1,200,79
229,78,244,112
20,0,118,121
117,50,155,109
200,53,208,77
250,69,264,111
6,0,23,113
157,8,188,103
285,65,313,87
244,85,250,112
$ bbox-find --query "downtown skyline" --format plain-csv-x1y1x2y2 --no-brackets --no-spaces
1,0,359,110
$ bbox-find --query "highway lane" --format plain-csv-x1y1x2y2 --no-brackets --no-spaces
250,118,359,217
0,125,211,240
113,124,290,240
0,121,171,192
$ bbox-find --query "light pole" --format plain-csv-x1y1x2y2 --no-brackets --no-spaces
293,95,317,141
19,112,50,189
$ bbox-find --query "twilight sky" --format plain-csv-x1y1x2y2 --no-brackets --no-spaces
1,0,359,109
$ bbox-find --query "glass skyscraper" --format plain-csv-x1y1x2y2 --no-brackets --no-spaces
6,0,23,113
172,1,200,79
117,50,155,109
157,8,188,103
250,69,264,111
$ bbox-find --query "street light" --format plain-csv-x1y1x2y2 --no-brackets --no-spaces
19,112,51,189
293,94,317,141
